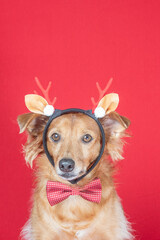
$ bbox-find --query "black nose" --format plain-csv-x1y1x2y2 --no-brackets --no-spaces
59,158,75,172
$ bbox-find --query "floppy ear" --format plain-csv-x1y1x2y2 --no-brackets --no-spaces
102,111,130,135
17,113,49,136
100,112,131,161
17,113,49,167
17,113,37,134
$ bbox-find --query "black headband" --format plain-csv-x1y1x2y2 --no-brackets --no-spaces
43,108,105,184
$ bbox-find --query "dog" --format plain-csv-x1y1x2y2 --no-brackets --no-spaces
17,91,133,240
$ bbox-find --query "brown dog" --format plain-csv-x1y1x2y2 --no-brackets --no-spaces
18,93,133,240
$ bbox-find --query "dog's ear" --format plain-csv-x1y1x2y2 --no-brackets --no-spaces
17,113,49,167
100,112,131,161
17,113,49,136
100,111,130,136
17,113,36,134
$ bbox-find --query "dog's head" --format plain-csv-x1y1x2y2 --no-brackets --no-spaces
17,92,130,182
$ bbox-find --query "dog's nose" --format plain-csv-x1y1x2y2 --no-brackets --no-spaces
59,158,75,172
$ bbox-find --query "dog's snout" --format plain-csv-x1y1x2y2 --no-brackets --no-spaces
59,158,75,172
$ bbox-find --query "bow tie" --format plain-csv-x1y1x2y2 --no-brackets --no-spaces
46,178,102,206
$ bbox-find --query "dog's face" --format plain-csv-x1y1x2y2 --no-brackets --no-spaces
47,113,101,181
17,110,130,182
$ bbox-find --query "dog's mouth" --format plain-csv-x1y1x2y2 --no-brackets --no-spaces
58,171,85,181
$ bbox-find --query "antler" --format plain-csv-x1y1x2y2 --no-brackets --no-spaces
34,77,57,105
91,78,113,111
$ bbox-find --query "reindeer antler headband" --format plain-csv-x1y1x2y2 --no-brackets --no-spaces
25,78,119,184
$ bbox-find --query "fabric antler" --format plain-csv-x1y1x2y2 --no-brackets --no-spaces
91,78,113,111
34,77,57,105
24,77,119,119
92,78,119,118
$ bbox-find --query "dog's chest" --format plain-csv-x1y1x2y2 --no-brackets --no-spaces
54,195,97,222
51,196,97,238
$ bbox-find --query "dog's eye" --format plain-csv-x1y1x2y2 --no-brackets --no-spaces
82,134,93,143
51,133,61,142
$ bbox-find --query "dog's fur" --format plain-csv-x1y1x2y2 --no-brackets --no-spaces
18,111,133,240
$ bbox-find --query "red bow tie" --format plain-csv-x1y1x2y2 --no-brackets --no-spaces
46,178,102,206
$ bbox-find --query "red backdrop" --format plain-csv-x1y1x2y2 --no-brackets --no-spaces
0,1,160,239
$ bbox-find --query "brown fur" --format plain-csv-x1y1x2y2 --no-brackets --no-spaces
18,112,133,240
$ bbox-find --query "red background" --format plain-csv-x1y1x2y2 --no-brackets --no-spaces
0,1,160,239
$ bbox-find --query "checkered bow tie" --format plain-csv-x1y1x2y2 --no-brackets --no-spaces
46,178,102,206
